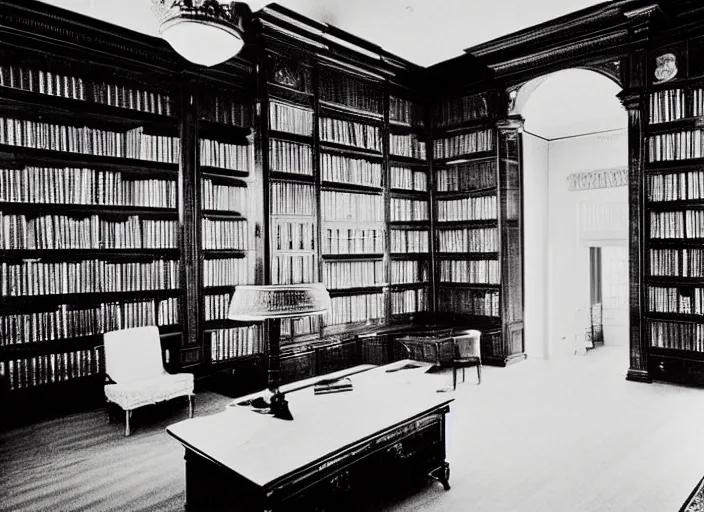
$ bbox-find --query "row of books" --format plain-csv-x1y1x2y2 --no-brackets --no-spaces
437,227,499,253
649,320,704,352
202,218,248,250
390,166,427,191
271,254,317,285
322,191,384,222
0,119,181,163
320,73,382,114
203,257,252,287
0,167,176,208
324,293,384,327
433,94,488,128
1,259,179,297
202,179,247,213
204,293,231,321
1,348,103,391
436,161,496,192
391,288,429,315
210,326,262,363
0,63,175,116
272,219,316,252
319,118,382,152
271,182,316,216
647,171,704,201
389,96,422,127
321,153,382,187
0,214,177,250
437,195,497,222
649,89,686,124
649,210,704,239
647,286,704,315
437,289,500,317
434,129,494,160
648,130,704,162
390,134,427,160
323,260,384,289
281,316,320,339
200,138,252,172
439,259,500,284
390,229,428,253
270,101,313,136
1,299,178,345
648,88,704,124
270,139,313,176
391,260,427,284
649,248,704,277
199,96,251,127
322,227,385,255
390,198,429,222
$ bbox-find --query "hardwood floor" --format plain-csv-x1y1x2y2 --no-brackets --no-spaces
2,345,703,512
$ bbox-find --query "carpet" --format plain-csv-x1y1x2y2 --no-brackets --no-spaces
681,477,704,512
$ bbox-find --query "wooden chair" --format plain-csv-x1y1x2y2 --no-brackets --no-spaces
451,330,482,390
104,326,194,436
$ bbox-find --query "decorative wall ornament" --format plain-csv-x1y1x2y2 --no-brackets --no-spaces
567,167,628,191
654,53,678,83
506,87,519,115
273,60,301,89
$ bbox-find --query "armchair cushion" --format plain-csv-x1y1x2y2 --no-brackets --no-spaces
105,372,194,411
104,326,166,383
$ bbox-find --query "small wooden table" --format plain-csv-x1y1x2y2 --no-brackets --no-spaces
167,361,453,511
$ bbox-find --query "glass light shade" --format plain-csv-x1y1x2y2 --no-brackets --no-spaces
228,284,331,321
160,18,244,67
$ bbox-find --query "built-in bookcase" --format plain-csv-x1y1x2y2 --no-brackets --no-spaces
388,91,432,323
196,88,262,370
644,75,704,385
0,49,183,402
430,91,523,365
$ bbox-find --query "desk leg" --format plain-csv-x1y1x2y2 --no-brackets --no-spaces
431,462,451,491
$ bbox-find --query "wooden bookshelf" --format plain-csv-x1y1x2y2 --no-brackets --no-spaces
643,48,704,386
430,91,524,366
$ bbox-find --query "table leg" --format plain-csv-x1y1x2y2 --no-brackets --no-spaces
431,462,451,491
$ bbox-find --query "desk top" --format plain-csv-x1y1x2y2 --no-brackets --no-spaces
167,360,453,489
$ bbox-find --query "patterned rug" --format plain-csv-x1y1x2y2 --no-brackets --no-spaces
681,477,704,512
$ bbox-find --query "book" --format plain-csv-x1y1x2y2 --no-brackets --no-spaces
314,376,353,394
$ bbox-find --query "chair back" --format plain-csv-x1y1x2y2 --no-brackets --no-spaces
104,326,165,383
454,330,481,359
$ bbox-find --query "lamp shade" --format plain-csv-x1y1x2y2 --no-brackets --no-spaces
152,1,248,67
228,284,331,321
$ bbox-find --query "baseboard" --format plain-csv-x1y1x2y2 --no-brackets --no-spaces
626,368,652,383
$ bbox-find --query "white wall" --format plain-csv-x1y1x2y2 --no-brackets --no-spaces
522,133,550,360
545,130,628,357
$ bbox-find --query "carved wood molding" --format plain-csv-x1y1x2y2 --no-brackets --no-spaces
567,167,628,191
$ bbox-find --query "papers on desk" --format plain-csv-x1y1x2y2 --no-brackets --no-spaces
314,377,353,395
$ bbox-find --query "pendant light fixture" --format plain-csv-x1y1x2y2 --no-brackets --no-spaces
151,1,251,67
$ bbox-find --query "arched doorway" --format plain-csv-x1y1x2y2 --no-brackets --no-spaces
515,69,629,362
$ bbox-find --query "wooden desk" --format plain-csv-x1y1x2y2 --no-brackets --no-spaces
167,361,453,511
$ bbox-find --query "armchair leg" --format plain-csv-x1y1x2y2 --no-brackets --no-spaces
462,367,466,383
477,364,482,385
188,395,194,418
106,401,112,423
125,410,132,437
452,367,457,390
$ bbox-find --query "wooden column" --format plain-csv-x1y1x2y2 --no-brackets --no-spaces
496,115,526,365
619,86,651,383
178,88,203,364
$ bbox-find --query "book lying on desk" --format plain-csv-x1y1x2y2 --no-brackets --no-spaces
314,377,353,395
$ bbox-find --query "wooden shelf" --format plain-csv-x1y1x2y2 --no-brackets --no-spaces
321,181,382,195
432,118,494,136
647,200,704,210
318,100,384,124
438,282,501,289
649,346,704,360
645,157,704,172
328,285,387,297
202,250,248,259
436,252,499,260
647,117,704,134
388,154,428,166
389,188,429,197
390,253,430,260
269,171,315,183
0,144,178,175
199,165,250,178
269,130,314,144
433,151,496,166
0,248,180,261
0,201,177,218
389,220,431,228
198,119,251,140
435,187,498,199
0,288,181,311
645,312,704,322
390,282,429,290
436,219,498,228
201,211,246,220
322,253,384,260
319,141,383,159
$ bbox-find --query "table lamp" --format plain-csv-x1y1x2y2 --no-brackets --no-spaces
228,283,331,420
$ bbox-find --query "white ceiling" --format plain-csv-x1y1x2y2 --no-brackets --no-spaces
37,0,608,67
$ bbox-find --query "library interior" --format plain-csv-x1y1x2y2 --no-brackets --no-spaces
1,1,704,511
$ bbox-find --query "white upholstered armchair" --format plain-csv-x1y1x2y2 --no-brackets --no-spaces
104,326,194,436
